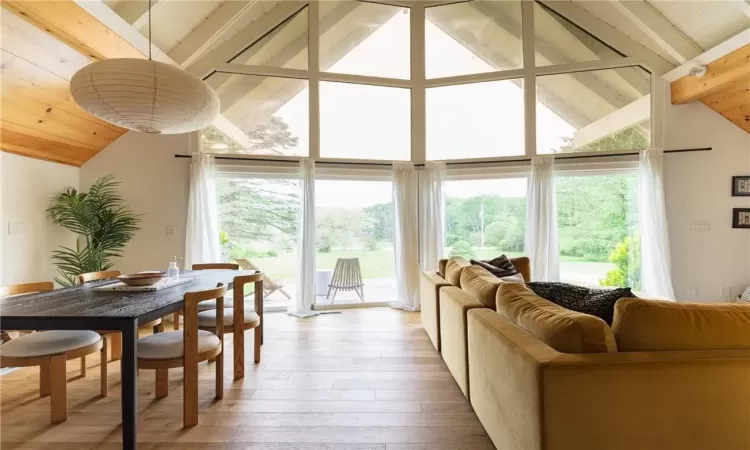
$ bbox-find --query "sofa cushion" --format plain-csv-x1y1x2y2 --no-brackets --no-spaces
526,282,632,325
438,259,449,278
445,257,472,287
460,265,505,309
509,256,531,282
613,297,750,352
496,283,617,353
471,256,518,278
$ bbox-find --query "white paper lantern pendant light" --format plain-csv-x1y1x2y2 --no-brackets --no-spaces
71,0,219,134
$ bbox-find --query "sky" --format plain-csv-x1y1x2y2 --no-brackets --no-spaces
227,7,573,207
264,8,576,160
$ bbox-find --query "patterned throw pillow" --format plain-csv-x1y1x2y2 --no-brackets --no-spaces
526,282,633,325
741,286,750,303
470,255,519,278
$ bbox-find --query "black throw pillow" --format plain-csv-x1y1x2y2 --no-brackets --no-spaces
526,282,633,325
470,255,518,278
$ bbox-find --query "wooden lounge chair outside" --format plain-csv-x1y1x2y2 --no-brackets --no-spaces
234,259,292,300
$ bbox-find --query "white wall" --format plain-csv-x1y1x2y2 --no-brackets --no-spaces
80,131,193,274
0,152,79,285
664,101,750,302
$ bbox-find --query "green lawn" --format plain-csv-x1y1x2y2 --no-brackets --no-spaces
240,247,599,281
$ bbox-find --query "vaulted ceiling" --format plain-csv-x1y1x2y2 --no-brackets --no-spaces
0,3,131,166
1,0,748,167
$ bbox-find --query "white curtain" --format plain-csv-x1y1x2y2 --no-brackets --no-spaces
524,155,559,282
185,153,221,269
391,162,421,311
639,149,675,299
288,158,319,318
418,162,445,272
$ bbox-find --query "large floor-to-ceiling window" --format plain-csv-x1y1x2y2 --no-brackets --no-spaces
443,177,528,260
203,0,656,307
216,172,300,311
555,171,640,288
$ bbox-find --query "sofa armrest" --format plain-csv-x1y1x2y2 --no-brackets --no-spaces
543,350,750,450
509,256,531,282
421,271,451,288
467,308,552,450
420,272,452,352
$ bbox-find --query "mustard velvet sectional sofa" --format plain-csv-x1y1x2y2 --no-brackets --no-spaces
420,257,750,450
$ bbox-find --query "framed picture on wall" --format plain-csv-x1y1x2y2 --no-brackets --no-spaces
732,208,750,229
732,176,750,196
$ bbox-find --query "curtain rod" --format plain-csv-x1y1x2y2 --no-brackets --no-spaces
174,147,711,166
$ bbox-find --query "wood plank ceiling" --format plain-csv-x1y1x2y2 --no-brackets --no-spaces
0,0,149,166
671,43,750,133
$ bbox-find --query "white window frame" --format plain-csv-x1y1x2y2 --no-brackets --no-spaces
204,0,658,172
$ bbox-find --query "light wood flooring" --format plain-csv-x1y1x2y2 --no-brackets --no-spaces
0,308,493,449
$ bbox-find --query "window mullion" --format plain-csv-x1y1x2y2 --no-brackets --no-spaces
308,0,320,161
411,4,426,164
651,73,666,150
522,0,537,158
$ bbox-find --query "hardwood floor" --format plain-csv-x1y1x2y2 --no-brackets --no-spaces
0,308,493,449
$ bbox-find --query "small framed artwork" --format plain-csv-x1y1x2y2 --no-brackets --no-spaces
733,208,750,229
732,176,750,196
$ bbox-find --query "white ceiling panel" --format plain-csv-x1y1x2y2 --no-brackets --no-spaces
136,0,223,52
647,0,749,49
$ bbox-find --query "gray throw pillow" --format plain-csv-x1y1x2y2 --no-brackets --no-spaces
470,255,518,278
526,282,633,325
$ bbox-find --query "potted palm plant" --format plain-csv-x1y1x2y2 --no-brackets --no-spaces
47,174,141,286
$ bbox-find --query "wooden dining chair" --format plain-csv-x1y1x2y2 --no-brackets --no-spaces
0,282,107,423
0,282,102,380
76,271,164,366
173,263,240,330
197,274,264,379
137,284,226,427
75,270,122,285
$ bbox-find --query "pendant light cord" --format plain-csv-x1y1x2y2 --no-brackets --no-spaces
148,0,152,60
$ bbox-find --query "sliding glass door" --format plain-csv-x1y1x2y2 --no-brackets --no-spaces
217,174,300,311
314,179,397,306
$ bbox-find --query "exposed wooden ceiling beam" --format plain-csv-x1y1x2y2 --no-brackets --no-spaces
700,79,750,114
608,0,702,64
671,44,750,104
169,0,257,67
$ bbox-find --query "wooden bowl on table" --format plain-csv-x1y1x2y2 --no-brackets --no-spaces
117,272,165,287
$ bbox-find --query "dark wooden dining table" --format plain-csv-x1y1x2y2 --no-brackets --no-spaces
0,269,258,450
